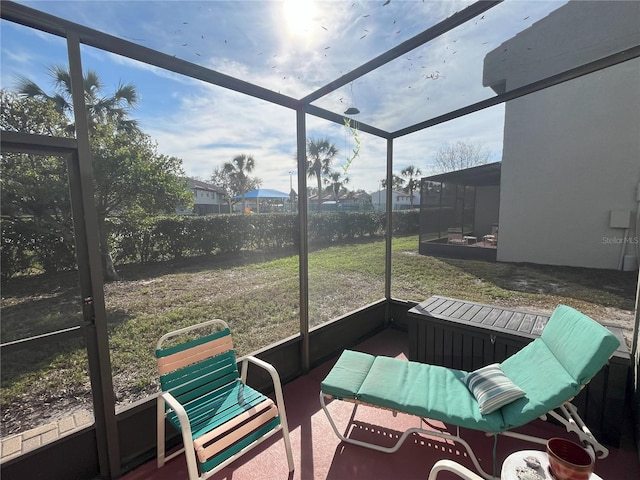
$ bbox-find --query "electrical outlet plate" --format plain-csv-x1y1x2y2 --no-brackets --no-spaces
610,210,630,228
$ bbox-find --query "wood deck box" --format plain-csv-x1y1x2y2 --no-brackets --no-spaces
407,295,630,447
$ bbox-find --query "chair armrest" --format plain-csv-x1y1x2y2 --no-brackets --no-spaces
240,356,290,433
428,460,484,480
161,391,194,441
240,355,284,393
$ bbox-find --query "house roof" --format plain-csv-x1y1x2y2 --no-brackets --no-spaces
483,2,640,94
422,162,501,187
234,188,290,199
189,178,225,194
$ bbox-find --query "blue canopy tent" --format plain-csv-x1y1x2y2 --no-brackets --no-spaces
234,188,291,213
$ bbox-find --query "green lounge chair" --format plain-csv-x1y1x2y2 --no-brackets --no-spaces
320,305,619,480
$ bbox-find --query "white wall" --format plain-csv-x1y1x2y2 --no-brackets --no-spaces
371,189,420,211
194,188,221,206
497,59,639,269
485,1,640,269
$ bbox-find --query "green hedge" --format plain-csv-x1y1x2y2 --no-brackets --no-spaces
1,210,419,278
1,217,76,280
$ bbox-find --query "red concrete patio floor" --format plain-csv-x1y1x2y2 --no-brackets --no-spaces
122,328,639,480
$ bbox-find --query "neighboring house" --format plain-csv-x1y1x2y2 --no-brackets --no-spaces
342,190,373,210
178,178,227,215
482,1,639,270
371,189,420,211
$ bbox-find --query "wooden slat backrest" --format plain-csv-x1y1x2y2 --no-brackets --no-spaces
157,328,234,376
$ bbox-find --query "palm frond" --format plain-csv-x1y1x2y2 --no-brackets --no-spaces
49,65,72,97
83,70,103,100
14,76,48,100
114,82,139,107
51,94,71,115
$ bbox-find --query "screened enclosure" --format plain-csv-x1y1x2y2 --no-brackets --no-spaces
1,1,639,479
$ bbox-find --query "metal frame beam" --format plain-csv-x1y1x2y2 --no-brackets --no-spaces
0,131,77,155
301,1,503,105
66,32,120,478
393,45,640,138
296,109,310,373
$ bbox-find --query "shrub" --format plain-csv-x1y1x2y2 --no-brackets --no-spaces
1,210,419,276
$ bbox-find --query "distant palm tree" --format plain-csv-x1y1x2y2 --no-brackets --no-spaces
16,64,139,134
306,138,338,211
381,174,405,191
401,165,422,208
325,171,349,211
223,154,256,213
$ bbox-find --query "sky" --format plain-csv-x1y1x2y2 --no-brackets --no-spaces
1,0,569,194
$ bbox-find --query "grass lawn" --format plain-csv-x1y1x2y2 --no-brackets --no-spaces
1,235,637,435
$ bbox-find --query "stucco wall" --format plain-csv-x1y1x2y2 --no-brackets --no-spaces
485,1,640,269
497,59,640,269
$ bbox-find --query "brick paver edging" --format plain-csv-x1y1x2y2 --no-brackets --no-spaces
1,410,94,463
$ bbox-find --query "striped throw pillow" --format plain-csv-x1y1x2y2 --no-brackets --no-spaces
463,363,525,415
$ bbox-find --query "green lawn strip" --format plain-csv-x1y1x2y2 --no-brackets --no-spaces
0,235,636,421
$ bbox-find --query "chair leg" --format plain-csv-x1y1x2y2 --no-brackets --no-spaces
280,418,295,472
272,380,294,472
320,393,499,480
183,435,201,480
157,395,165,468
243,355,296,472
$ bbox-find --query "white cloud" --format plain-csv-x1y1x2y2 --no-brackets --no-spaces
4,0,568,193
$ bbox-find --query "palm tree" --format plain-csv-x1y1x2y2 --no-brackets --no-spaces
381,174,405,191
16,64,139,135
325,172,349,211
401,165,422,208
223,154,257,213
306,138,338,211
16,65,140,280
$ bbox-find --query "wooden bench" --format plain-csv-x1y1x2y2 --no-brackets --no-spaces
407,295,630,447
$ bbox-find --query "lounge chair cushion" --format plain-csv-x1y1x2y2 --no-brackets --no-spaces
463,363,525,414
322,350,506,433
499,305,619,429
500,339,580,429
540,305,620,384
321,349,376,400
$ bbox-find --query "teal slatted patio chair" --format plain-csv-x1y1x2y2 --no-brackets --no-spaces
156,319,294,480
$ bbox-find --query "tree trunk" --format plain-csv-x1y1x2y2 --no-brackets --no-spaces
98,217,120,281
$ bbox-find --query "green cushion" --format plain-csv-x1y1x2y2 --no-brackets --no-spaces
541,305,619,384
357,356,506,432
463,363,525,415
321,350,375,400
500,339,579,429
321,305,618,436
